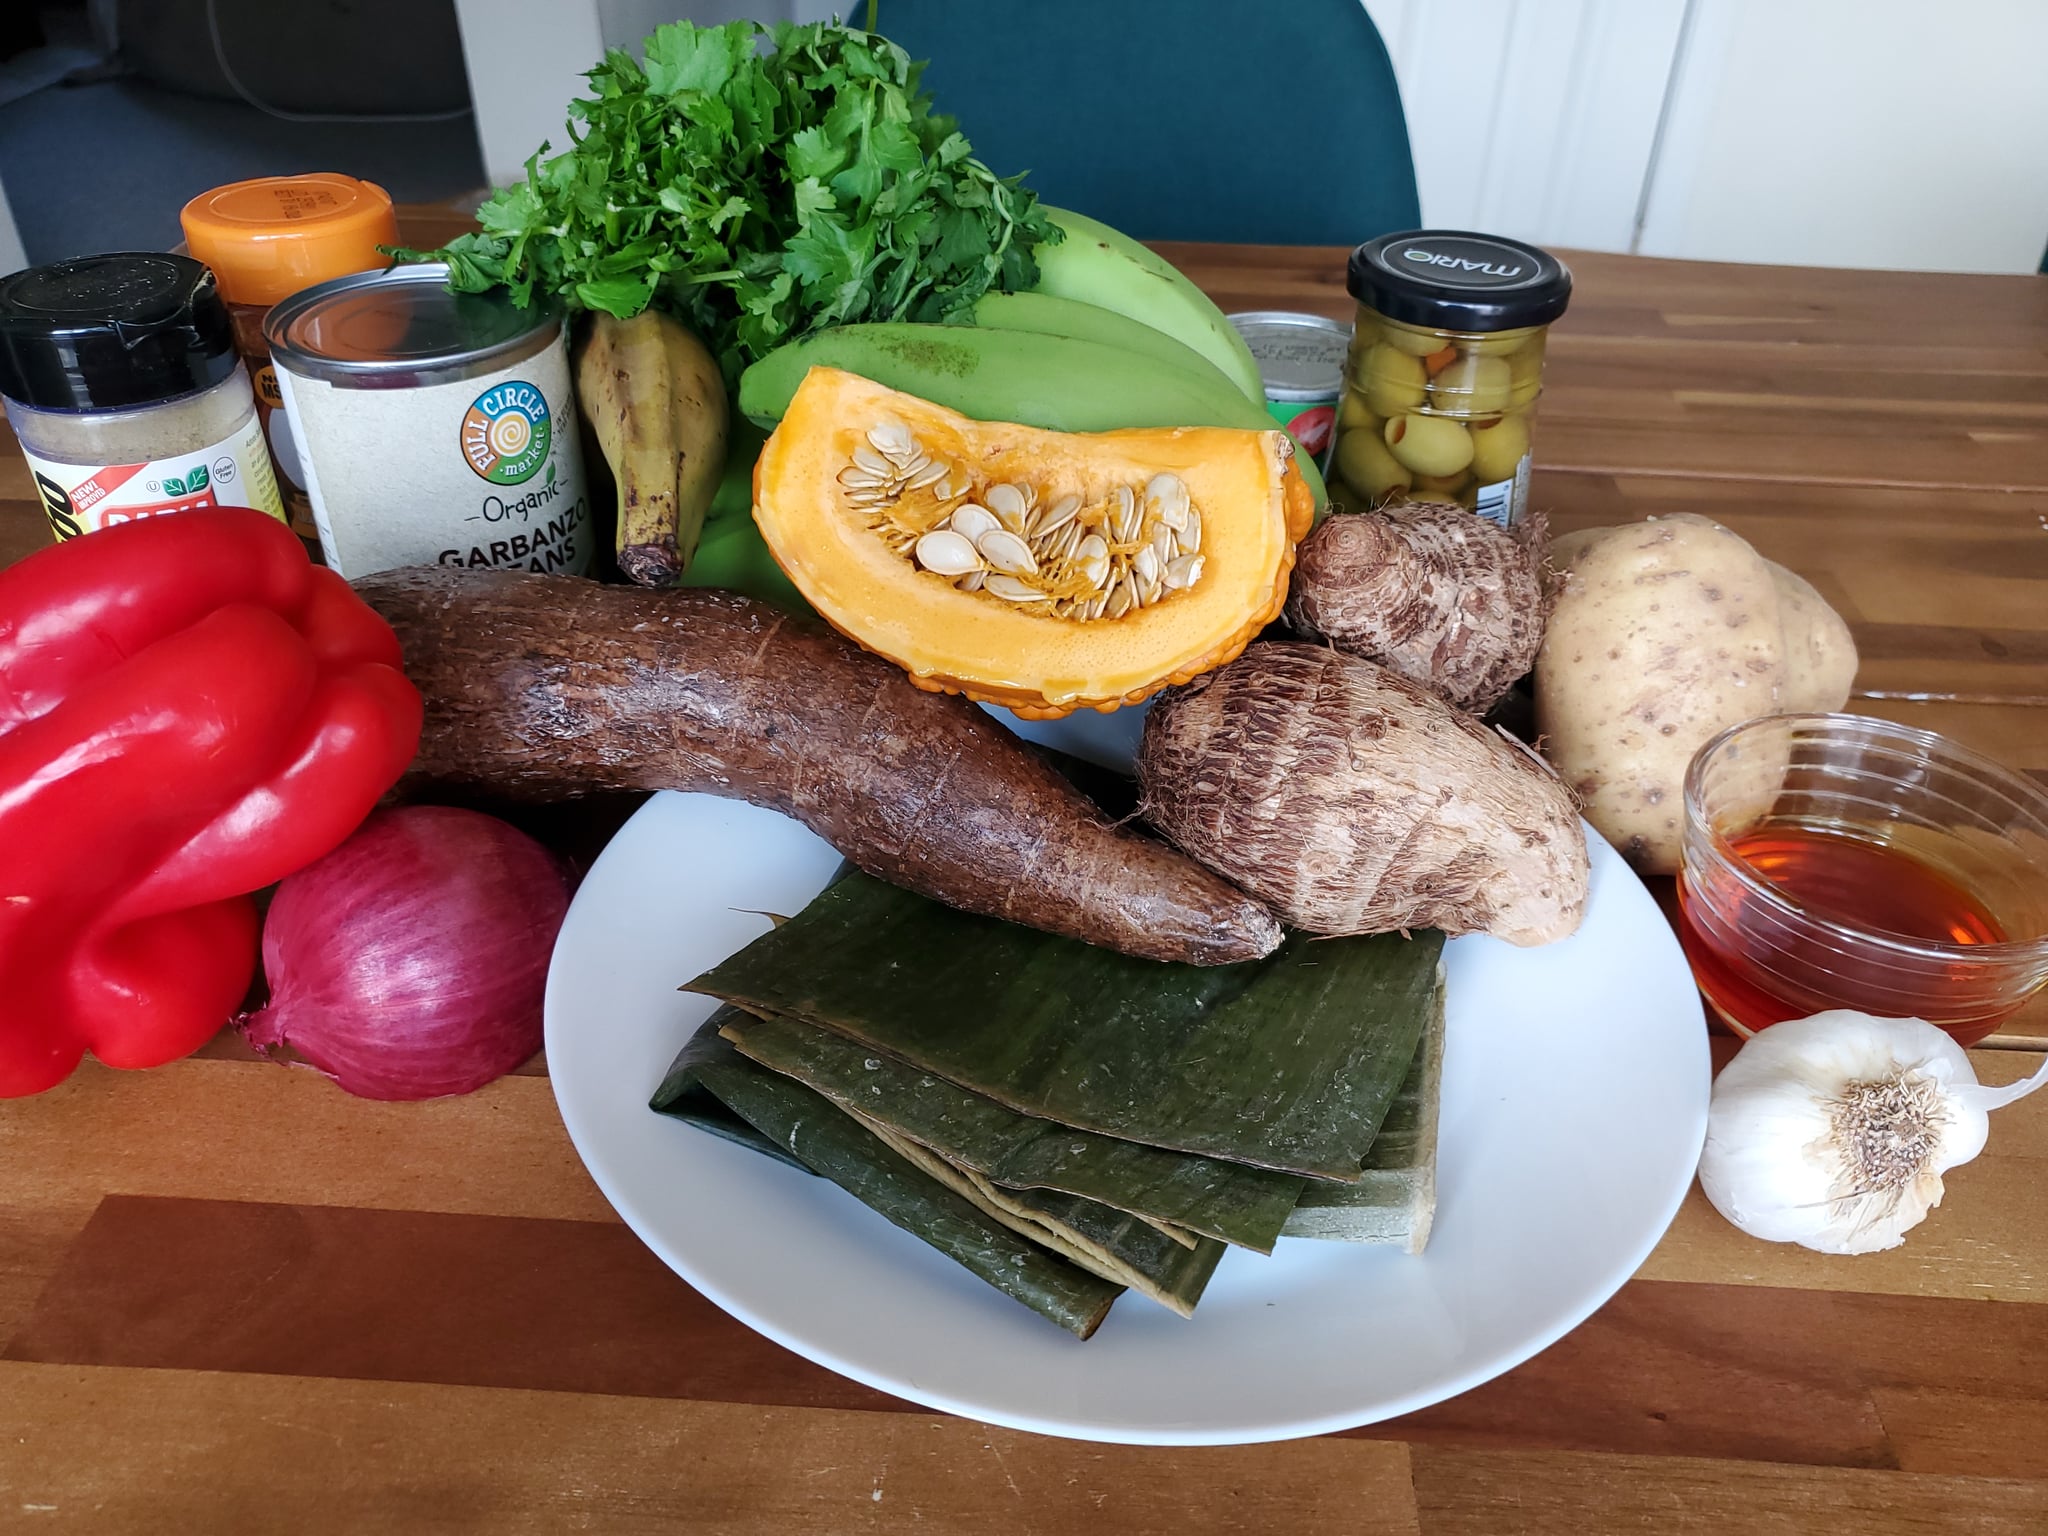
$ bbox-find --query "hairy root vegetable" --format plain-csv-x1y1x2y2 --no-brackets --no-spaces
356,567,1282,965
1538,514,1857,874
1137,642,1589,945
1283,500,1548,713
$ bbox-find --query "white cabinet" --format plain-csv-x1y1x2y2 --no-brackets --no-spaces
1365,0,1688,255
1636,0,2048,274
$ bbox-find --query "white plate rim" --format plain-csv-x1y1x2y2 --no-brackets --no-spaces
545,791,1710,1445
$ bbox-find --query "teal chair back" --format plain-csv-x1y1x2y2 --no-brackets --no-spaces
867,0,1419,245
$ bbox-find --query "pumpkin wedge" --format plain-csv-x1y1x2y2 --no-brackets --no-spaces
752,368,1315,718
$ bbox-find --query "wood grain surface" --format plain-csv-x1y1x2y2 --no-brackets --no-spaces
0,211,2044,1532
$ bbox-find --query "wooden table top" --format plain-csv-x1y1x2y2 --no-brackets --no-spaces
2,222,2045,1532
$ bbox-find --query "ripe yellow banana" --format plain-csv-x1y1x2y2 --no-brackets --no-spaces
573,309,728,586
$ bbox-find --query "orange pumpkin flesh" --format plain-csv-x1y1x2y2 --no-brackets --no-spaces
753,368,1315,719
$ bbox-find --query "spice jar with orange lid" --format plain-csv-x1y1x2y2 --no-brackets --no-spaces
180,174,399,555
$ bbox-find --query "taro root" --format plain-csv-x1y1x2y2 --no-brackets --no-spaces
1138,642,1589,946
1284,500,1549,714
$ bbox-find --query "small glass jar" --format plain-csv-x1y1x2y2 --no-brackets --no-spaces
1334,232,1571,527
180,173,399,558
0,252,284,541
1676,712,2048,1046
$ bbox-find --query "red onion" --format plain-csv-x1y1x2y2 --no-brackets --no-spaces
244,806,571,1099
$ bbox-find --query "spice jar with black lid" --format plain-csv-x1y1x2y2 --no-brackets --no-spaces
0,252,284,542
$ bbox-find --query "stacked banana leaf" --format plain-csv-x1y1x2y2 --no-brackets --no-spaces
652,871,1446,1338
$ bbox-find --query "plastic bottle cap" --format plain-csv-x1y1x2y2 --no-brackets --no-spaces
1347,230,1571,333
0,253,239,411
180,174,400,307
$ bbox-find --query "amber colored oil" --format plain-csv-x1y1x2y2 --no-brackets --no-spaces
1676,821,2009,1038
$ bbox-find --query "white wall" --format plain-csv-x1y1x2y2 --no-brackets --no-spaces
1636,0,2048,273
455,0,2048,274
450,0,603,186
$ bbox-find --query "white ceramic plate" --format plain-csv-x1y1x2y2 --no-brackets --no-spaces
545,791,1709,1445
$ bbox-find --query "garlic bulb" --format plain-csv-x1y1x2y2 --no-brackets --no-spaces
1698,1011,2048,1255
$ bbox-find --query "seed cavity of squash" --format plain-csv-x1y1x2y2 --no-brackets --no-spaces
843,418,1206,618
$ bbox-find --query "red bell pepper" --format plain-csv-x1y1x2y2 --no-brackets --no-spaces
0,509,421,1096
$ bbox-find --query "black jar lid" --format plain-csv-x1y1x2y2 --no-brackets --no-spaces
0,252,239,411
1347,230,1571,332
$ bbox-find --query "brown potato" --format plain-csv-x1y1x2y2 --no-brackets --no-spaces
1535,514,1857,874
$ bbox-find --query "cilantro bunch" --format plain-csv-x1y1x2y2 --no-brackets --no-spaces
413,20,1060,385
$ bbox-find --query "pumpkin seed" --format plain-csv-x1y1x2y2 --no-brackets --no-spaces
904,458,950,492
985,485,1030,534
1072,533,1110,590
1151,523,1177,566
1109,485,1139,544
1145,473,1192,534
985,574,1049,603
1105,584,1134,619
947,504,1000,543
853,445,895,478
915,529,984,576
1165,553,1204,590
1182,509,1202,554
957,570,986,592
1133,545,1162,587
1032,494,1083,540
868,420,914,459
976,528,1040,577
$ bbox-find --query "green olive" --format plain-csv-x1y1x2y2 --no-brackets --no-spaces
1468,412,1531,482
1413,470,1473,497
1361,344,1428,416
1384,413,1475,477
1337,389,1380,432
1377,319,1452,357
1506,338,1546,395
1427,353,1512,418
1463,326,1541,358
1336,425,1414,499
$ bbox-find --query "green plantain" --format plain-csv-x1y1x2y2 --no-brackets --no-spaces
1030,207,1267,409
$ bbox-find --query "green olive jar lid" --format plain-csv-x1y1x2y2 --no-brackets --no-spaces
1347,230,1571,333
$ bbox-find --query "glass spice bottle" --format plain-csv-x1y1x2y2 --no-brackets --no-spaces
180,173,398,557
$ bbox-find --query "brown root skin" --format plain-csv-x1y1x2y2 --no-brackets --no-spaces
356,566,1282,966
617,540,683,587
1138,642,1588,946
1284,500,1549,714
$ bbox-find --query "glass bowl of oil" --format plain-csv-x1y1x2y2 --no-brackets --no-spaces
1676,712,2048,1046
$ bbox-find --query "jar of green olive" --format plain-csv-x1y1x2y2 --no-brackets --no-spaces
1336,231,1571,527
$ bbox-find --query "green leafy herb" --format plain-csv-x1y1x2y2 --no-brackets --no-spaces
397,19,1060,384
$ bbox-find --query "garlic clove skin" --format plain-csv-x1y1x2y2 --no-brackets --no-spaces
1698,1012,1994,1256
